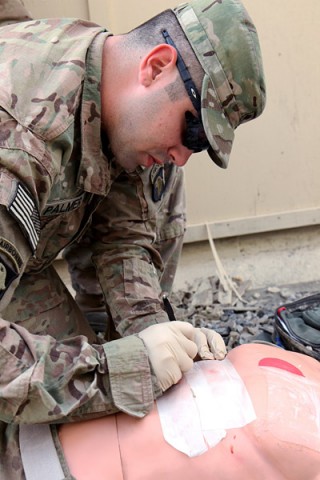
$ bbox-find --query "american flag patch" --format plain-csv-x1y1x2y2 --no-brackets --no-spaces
8,183,40,254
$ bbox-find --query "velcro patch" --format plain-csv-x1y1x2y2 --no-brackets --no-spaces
8,183,40,254
0,237,23,273
0,256,19,299
42,192,85,216
150,164,172,202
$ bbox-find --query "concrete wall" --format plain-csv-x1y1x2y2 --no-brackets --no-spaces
23,0,320,242
23,0,89,18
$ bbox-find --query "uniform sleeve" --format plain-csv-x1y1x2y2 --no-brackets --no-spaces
0,318,161,423
0,111,52,308
91,166,185,336
0,0,32,26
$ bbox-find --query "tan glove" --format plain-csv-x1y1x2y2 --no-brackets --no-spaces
138,321,198,391
193,327,227,360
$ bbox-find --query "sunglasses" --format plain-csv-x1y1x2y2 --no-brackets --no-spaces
162,29,210,153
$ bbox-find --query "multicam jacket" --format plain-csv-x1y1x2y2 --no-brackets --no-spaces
0,17,187,478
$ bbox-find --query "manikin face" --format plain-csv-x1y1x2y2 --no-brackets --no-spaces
103,70,196,173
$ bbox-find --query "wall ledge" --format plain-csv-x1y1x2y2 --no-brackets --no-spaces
184,207,320,243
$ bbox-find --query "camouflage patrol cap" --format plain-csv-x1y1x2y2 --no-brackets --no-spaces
174,0,266,168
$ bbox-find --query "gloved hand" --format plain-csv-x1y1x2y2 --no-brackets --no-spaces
194,327,227,360
138,321,197,391
138,321,226,391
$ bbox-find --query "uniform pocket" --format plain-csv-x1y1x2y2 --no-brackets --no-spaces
123,257,162,314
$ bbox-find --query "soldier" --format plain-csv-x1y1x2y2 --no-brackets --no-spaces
0,0,265,478
0,1,186,340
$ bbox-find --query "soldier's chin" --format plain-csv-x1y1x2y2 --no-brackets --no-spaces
114,156,139,173
124,167,137,173
123,157,152,173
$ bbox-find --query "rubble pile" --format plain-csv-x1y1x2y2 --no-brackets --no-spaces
171,276,320,350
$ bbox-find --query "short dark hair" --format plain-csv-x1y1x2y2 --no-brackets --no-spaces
123,9,204,95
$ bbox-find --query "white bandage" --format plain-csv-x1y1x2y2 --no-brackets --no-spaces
156,359,256,457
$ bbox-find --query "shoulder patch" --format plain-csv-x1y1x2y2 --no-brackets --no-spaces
0,256,19,300
150,164,173,202
8,183,40,254
0,237,23,272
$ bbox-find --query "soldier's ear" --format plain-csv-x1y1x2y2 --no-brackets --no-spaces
139,44,177,86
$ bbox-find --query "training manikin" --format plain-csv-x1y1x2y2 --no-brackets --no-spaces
24,344,320,480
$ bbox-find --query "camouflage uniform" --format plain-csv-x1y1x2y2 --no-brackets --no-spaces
64,162,186,339
0,0,31,25
6,0,186,340
0,15,167,479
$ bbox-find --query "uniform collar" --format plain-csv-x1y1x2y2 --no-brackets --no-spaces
78,30,123,194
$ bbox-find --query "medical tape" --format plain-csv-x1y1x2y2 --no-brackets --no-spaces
262,367,320,452
156,359,256,457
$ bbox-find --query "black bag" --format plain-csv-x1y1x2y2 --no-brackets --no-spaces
274,292,320,361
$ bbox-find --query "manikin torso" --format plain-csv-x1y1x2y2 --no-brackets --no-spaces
59,343,320,480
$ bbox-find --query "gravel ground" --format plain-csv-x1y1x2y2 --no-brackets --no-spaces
171,277,320,351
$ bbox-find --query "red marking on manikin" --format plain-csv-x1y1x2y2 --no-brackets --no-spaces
259,357,305,376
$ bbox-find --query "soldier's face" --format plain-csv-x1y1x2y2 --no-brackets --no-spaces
103,73,195,172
